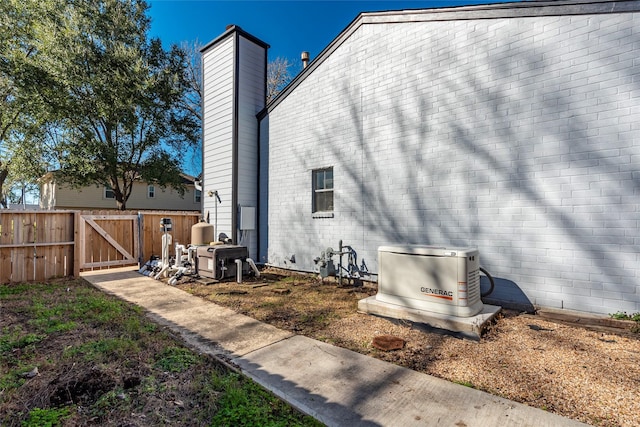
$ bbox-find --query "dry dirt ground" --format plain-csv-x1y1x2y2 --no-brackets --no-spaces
176,269,640,427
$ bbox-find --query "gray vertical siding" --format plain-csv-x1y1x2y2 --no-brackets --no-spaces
236,36,266,258
201,28,266,258
261,5,640,315
202,36,235,240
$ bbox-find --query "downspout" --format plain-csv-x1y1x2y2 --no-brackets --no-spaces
200,49,206,222
231,31,240,244
256,116,262,258
256,42,268,262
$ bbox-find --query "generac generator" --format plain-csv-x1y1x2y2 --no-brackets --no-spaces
376,245,483,317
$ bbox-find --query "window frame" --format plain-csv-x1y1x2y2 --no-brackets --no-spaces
312,167,334,216
147,184,155,199
194,189,202,203
104,186,115,200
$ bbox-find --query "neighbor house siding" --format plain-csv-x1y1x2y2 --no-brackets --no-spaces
202,35,235,240
48,182,200,211
262,4,640,315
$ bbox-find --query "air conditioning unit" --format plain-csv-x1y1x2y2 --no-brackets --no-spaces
196,245,249,280
376,245,483,317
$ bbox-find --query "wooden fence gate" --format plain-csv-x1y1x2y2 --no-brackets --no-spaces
0,210,200,283
78,214,139,270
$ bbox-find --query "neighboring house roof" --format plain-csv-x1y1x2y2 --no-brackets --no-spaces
259,0,638,118
178,173,198,185
40,171,198,186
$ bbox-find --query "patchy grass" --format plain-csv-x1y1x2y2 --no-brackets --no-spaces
0,278,322,427
177,269,376,335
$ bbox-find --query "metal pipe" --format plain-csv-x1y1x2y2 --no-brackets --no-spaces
235,259,243,283
187,246,198,268
247,258,260,277
338,240,343,286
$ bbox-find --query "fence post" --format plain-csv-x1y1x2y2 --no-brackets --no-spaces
138,212,144,264
73,211,81,277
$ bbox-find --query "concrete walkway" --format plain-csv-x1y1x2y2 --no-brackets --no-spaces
81,268,588,427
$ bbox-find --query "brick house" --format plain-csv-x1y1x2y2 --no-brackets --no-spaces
200,0,640,315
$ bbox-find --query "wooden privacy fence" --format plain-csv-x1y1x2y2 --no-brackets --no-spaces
0,210,200,284
0,211,75,283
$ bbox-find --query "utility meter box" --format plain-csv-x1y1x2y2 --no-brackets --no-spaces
196,245,249,280
239,206,256,230
376,245,483,317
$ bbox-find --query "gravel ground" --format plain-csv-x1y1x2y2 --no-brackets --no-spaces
177,274,640,427
319,311,640,427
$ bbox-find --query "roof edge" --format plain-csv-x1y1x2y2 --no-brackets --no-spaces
258,0,640,119
200,25,270,54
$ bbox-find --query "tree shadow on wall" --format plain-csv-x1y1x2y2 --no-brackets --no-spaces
281,18,640,312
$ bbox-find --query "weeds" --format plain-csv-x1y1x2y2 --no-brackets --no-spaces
0,280,319,426
0,328,45,353
609,311,640,322
609,311,640,332
63,337,139,362
22,407,71,427
155,347,199,373
453,379,475,388
211,373,322,427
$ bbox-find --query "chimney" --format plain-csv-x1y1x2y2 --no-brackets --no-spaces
301,51,310,69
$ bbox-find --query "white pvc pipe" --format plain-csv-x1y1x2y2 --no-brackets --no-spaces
175,244,185,267
169,266,187,286
247,258,260,277
154,265,169,280
161,233,172,270
235,259,243,283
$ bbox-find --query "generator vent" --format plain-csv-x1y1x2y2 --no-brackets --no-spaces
466,267,481,305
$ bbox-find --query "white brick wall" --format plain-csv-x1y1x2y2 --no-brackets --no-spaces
261,8,640,315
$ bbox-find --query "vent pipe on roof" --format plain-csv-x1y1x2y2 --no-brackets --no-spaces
301,51,310,69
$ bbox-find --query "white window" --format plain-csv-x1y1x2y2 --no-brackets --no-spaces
104,186,115,199
194,189,202,203
148,185,155,198
312,167,333,213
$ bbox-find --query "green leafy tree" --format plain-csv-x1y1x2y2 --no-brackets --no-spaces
33,0,199,210
0,0,54,207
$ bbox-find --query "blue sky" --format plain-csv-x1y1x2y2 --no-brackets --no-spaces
148,0,507,67
145,0,513,176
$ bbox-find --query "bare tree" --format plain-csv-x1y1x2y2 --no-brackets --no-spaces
178,40,203,175
179,40,202,122
267,57,293,103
